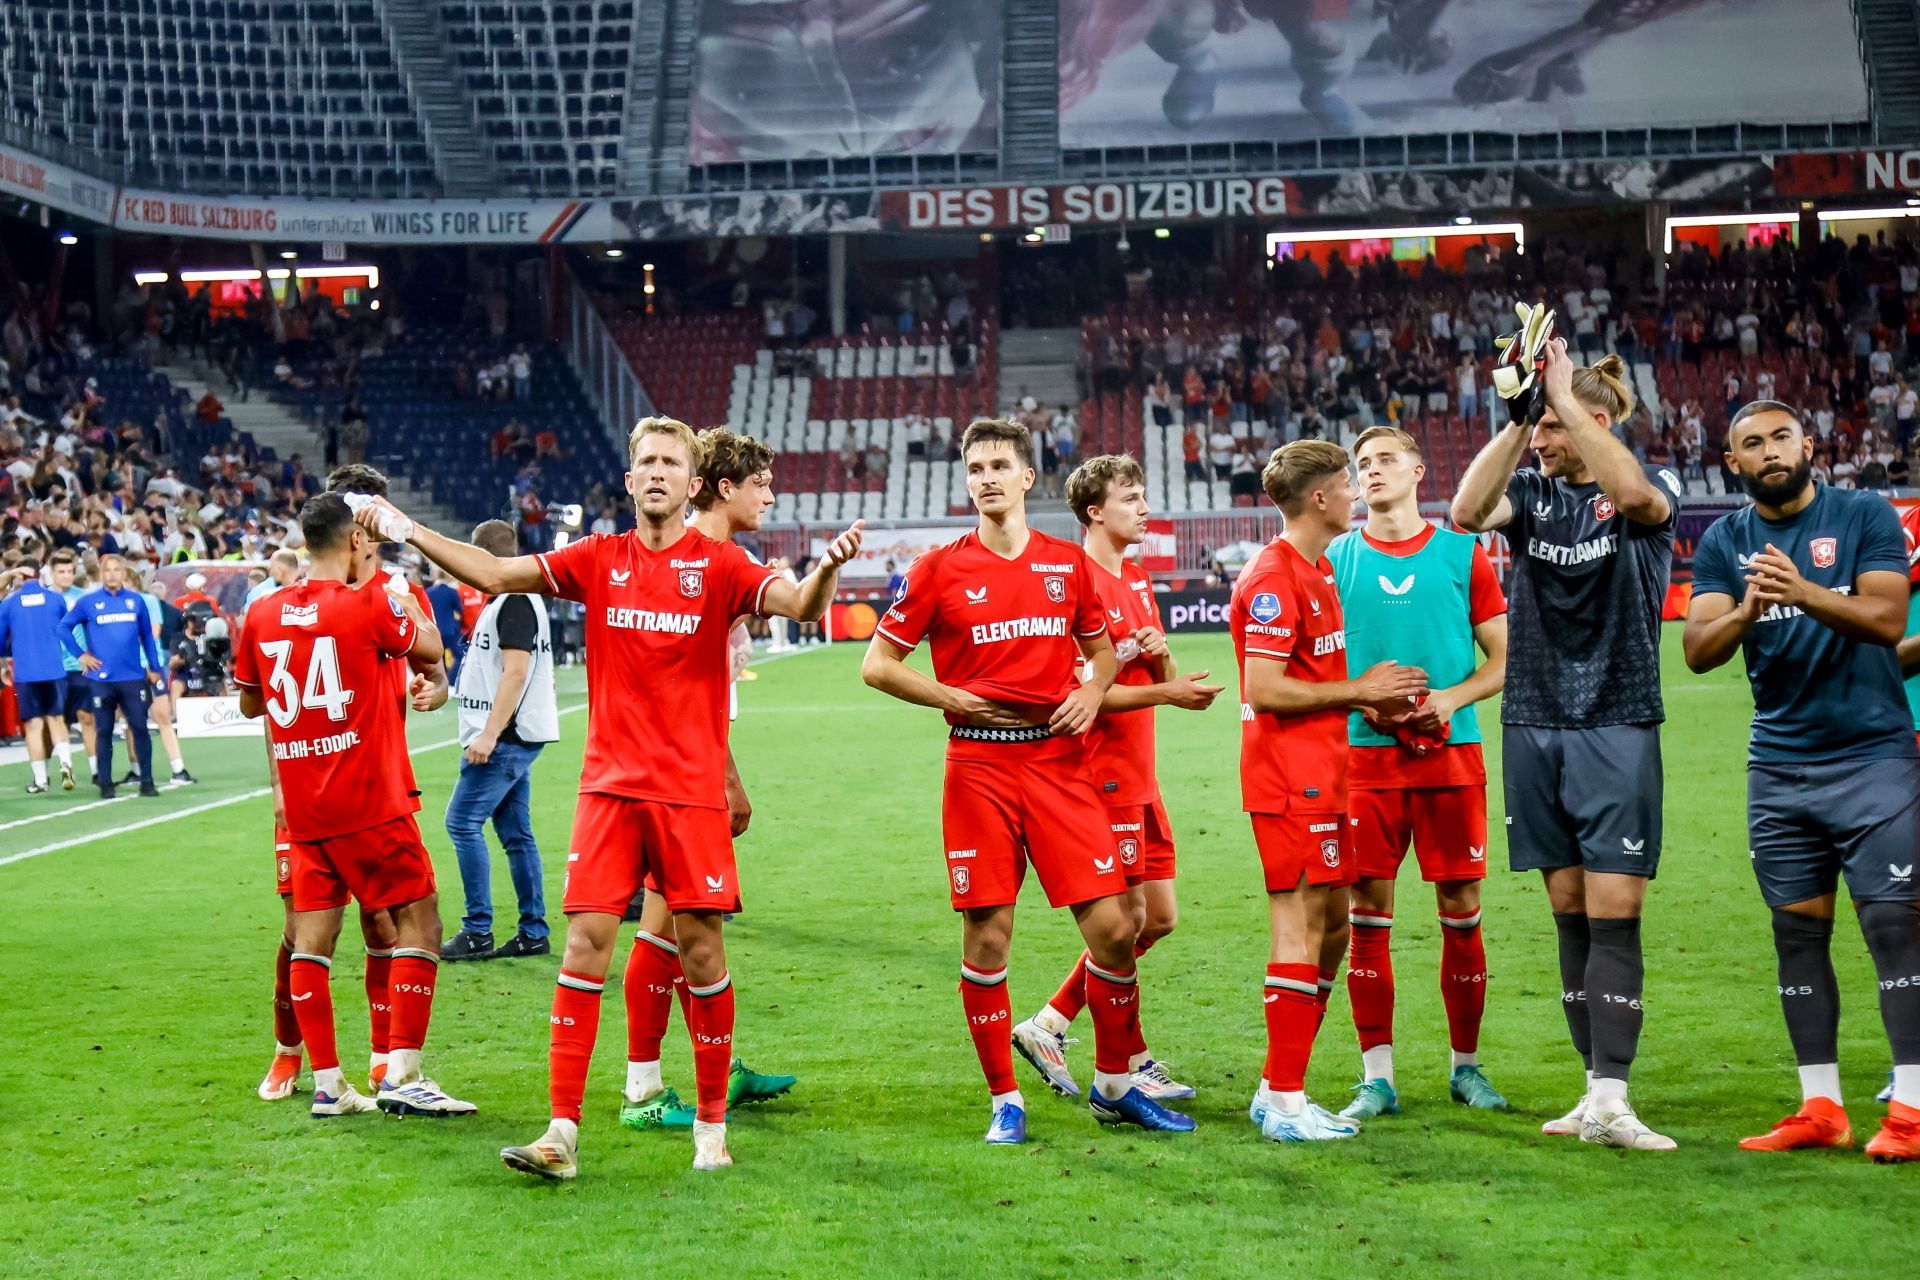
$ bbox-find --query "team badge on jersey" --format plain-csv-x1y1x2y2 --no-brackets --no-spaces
1593,494,1616,522
951,865,970,895
1044,575,1066,603
1250,592,1281,623
1321,838,1340,868
679,568,704,598
1118,838,1139,866
1810,536,1837,569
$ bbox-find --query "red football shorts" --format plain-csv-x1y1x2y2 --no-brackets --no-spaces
289,813,435,913
566,792,739,916
1350,785,1490,882
1109,797,1177,887
1250,811,1355,892
942,737,1124,910
274,823,292,898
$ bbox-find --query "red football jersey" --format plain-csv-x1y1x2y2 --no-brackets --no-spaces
1083,556,1163,805
371,565,433,703
234,578,421,842
876,529,1108,758
537,527,776,808
1903,502,1920,588
1231,537,1349,816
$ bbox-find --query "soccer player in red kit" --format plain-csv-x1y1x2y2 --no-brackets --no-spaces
257,465,447,1103
1012,453,1222,1102
236,493,472,1119
620,427,797,1131
863,420,1197,1143
1233,440,1428,1142
351,417,861,1177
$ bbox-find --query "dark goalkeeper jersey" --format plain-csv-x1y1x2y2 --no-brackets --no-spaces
1497,463,1682,728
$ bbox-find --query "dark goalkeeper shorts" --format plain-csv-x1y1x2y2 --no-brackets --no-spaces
1746,757,1920,908
1503,723,1663,878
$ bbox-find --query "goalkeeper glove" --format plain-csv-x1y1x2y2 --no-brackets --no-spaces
1490,301,1555,428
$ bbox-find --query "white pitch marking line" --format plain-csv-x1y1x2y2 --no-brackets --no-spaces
1,702,587,868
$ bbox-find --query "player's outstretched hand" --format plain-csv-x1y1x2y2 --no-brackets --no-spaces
344,493,415,544
947,688,1027,727
1745,542,1805,608
1048,683,1104,736
1132,626,1171,660
1352,659,1429,712
409,672,439,713
823,519,864,568
1164,670,1224,711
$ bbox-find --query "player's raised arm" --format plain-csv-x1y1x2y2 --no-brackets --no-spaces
761,521,863,621
1538,339,1670,526
349,495,547,596
1450,422,1530,533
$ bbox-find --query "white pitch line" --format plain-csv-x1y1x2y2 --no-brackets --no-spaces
1,702,587,868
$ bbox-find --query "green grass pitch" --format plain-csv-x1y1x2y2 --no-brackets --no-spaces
0,628,1910,1278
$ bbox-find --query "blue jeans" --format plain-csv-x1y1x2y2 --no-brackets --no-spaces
444,740,548,939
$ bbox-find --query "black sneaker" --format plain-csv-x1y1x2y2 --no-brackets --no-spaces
25,782,49,795
439,931,495,962
121,769,139,785
99,781,117,799
138,778,161,797
490,932,551,959
171,769,197,784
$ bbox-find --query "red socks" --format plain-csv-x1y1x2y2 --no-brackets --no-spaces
685,972,736,1123
624,931,684,1063
1084,959,1141,1074
960,964,1016,1094
386,949,438,1052
1439,909,1489,1056
272,938,300,1048
364,947,393,1056
288,953,338,1072
1348,911,1395,1052
1046,951,1092,1022
1262,962,1321,1092
549,969,605,1123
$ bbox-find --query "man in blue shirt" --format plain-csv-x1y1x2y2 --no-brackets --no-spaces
424,567,468,680
59,553,164,798
0,558,81,793
1685,401,1920,1162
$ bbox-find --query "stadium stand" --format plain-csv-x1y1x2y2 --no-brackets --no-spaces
0,1,439,197
439,0,633,194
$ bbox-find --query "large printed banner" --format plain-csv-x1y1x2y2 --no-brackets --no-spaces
1059,0,1865,149
0,141,118,224
618,158,1811,240
111,190,615,244
1,140,617,245
689,1,1001,165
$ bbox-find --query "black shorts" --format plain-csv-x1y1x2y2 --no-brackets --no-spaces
15,678,64,721
1503,723,1664,878
1747,757,1920,908
64,672,94,718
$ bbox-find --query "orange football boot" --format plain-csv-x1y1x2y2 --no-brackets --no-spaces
257,1047,303,1101
1865,1101,1920,1163
1738,1097,1851,1151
